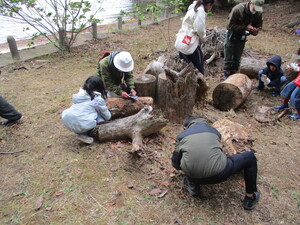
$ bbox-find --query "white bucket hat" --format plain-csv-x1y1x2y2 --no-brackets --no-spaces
113,51,134,72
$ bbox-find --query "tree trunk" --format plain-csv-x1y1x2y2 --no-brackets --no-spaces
239,57,265,79
107,97,153,119
134,74,157,99
212,119,254,156
90,106,168,155
212,73,252,111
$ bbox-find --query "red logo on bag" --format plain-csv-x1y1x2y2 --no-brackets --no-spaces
182,35,192,45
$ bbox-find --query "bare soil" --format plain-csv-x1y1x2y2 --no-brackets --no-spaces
0,1,299,224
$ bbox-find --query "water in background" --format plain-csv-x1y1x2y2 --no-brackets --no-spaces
0,0,134,43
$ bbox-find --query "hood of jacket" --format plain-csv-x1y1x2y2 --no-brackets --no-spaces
72,88,91,104
267,55,282,70
186,117,207,129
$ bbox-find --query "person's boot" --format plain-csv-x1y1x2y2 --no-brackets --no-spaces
242,192,260,210
224,71,231,79
77,134,94,144
1,115,23,126
183,176,200,197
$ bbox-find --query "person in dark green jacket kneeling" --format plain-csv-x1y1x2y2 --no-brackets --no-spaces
171,116,260,210
95,51,137,99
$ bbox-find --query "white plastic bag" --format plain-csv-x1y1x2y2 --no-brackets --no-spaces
174,28,199,55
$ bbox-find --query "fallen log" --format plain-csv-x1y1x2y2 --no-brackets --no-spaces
212,119,254,156
239,56,265,79
212,73,252,111
90,105,168,155
107,97,153,119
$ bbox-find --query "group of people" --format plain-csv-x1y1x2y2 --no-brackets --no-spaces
2,0,298,212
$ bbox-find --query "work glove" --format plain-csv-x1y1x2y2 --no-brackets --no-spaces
261,74,270,85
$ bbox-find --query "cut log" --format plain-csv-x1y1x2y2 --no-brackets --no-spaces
156,72,167,109
90,106,168,155
134,74,157,99
212,73,252,111
239,57,265,79
107,97,153,119
212,119,254,156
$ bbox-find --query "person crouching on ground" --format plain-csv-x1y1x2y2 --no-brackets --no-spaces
61,76,111,144
95,51,137,98
252,55,287,97
171,116,260,210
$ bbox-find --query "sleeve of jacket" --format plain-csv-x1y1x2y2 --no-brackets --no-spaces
193,7,206,42
95,96,111,121
98,59,123,95
125,72,135,90
171,141,183,170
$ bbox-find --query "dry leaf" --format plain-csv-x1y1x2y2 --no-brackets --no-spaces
34,195,44,211
149,188,161,196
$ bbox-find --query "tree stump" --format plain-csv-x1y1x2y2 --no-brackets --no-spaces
212,73,252,111
156,72,167,109
239,57,265,79
134,74,157,99
90,106,168,155
107,97,153,119
164,63,201,123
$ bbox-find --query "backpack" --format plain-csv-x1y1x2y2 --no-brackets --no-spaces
99,50,111,61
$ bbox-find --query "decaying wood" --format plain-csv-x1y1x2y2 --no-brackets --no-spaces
254,106,291,123
0,150,24,154
239,57,265,79
212,119,254,156
157,72,167,109
134,74,156,99
90,106,168,156
143,55,166,78
107,97,153,119
212,73,252,111
202,27,226,64
164,63,202,123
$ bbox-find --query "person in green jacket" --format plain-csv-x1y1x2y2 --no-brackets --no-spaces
95,51,137,98
171,116,260,210
223,0,264,79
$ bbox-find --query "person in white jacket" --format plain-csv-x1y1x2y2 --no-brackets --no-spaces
62,76,111,144
175,0,214,74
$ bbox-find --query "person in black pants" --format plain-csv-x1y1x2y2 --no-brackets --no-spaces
171,116,259,210
0,95,22,125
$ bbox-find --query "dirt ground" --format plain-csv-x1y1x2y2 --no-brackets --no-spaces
0,1,299,224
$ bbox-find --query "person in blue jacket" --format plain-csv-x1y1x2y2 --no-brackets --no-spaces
61,76,111,144
253,55,286,96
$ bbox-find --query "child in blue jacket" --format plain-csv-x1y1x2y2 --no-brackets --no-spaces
253,55,286,96
62,76,111,144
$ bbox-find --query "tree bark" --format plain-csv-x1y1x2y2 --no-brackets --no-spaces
212,73,252,111
156,72,167,110
90,106,168,155
107,97,153,119
212,119,254,156
164,63,200,123
134,74,157,99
